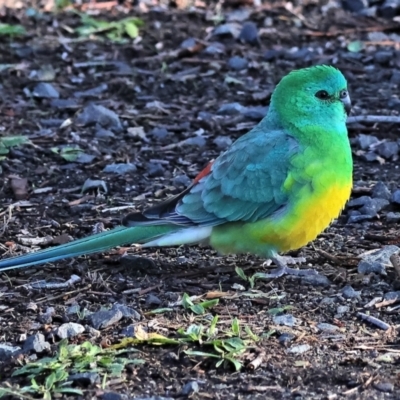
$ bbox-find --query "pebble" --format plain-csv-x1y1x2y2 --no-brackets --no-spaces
356,133,379,150
32,82,59,98
0,343,21,359
372,181,391,200
239,21,259,44
317,323,339,333
336,305,349,315
273,314,297,327
228,56,248,70
264,49,283,61
146,162,165,177
384,291,400,301
386,212,400,222
288,344,311,354
69,372,100,385
278,333,296,346
358,245,400,275
341,285,361,299
347,196,389,217
391,189,400,205
213,136,233,150
102,392,130,400
180,38,197,49
212,22,242,38
342,0,368,12
373,382,394,393
150,127,170,140
376,141,399,159
76,103,122,132
103,163,137,174
146,294,162,306
301,274,331,286
373,50,393,65
184,136,206,147
203,42,226,55
173,174,191,188
391,70,400,84
112,303,141,319
181,381,200,395
217,102,245,115
55,322,85,339
23,333,50,353
88,309,124,330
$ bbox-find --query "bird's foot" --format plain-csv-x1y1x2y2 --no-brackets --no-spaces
262,255,306,267
262,255,318,278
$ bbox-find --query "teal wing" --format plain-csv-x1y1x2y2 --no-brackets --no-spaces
164,127,299,226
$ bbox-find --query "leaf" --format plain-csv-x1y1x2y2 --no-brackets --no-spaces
244,325,259,342
0,135,30,148
0,23,26,36
200,299,219,309
190,304,205,315
124,21,139,38
347,40,364,53
225,357,242,371
235,267,248,281
145,307,173,315
182,293,194,309
231,317,240,336
184,350,220,359
51,145,84,162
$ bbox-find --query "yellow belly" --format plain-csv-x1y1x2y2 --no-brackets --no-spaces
257,182,352,252
210,181,352,257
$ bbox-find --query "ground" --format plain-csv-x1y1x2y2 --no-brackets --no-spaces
1,2,400,399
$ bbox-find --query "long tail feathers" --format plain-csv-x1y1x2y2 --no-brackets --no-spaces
0,225,180,272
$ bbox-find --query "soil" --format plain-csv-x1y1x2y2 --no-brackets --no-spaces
1,2,400,399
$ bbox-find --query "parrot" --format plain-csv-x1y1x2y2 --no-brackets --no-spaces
0,65,353,277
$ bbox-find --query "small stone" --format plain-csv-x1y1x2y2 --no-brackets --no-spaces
180,38,197,49
146,162,165,177
264,49,283,61
95,128,115,139
358,260,386,275
32,82,59,98
317,323,339,333
146,294,162,306
103,163,137,174
384,291,400,301
112,303,140,319
342,0,368,13
358,245,400,275
273,314,297,327
212,22,242,38
372,181,391,200
391,189,400,204
336,305,349,315
23,333,50,353
150,127,170,140
287,344,311,354
361,151,380,163
243,106,269,120
173,174,191,188
356,133,379,150
278,333,296,346
181,381,200,395
301,274,331,286
213,136,233,150
69,372,100,385
373,50,393,65
56,322,85,339
184,136,206,147
376,141,399,159
380,0,400,18
0,343,21,359
238,21,259,44
391,70,400,84
203,42,226,55
373,382,394,392
228,56,248,70
341,285,361,299
76,103,122,132
88,309,123,330
386,212,400,222
217,102,245,115
347,196,389,217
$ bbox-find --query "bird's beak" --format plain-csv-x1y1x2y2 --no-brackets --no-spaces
341,95,352,115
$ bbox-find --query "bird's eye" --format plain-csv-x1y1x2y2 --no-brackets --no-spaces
315,90,329,100
339,89,348,99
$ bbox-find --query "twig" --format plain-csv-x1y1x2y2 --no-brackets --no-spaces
247,351,265,371
347,115,400,124
357,312,391,331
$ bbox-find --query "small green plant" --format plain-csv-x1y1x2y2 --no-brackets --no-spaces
0,23,26,36
51,145,84,162
0,340,143,399
73,12,143,42
0,136,31,161
181,293,219,315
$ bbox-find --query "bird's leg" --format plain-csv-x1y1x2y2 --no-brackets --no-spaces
262,254,318,278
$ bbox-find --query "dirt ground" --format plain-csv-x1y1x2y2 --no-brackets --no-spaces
1,2,400,399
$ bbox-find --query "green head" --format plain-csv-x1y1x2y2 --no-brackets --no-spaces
270,65,350,130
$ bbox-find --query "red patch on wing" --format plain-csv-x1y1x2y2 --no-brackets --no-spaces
193,160,214,184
